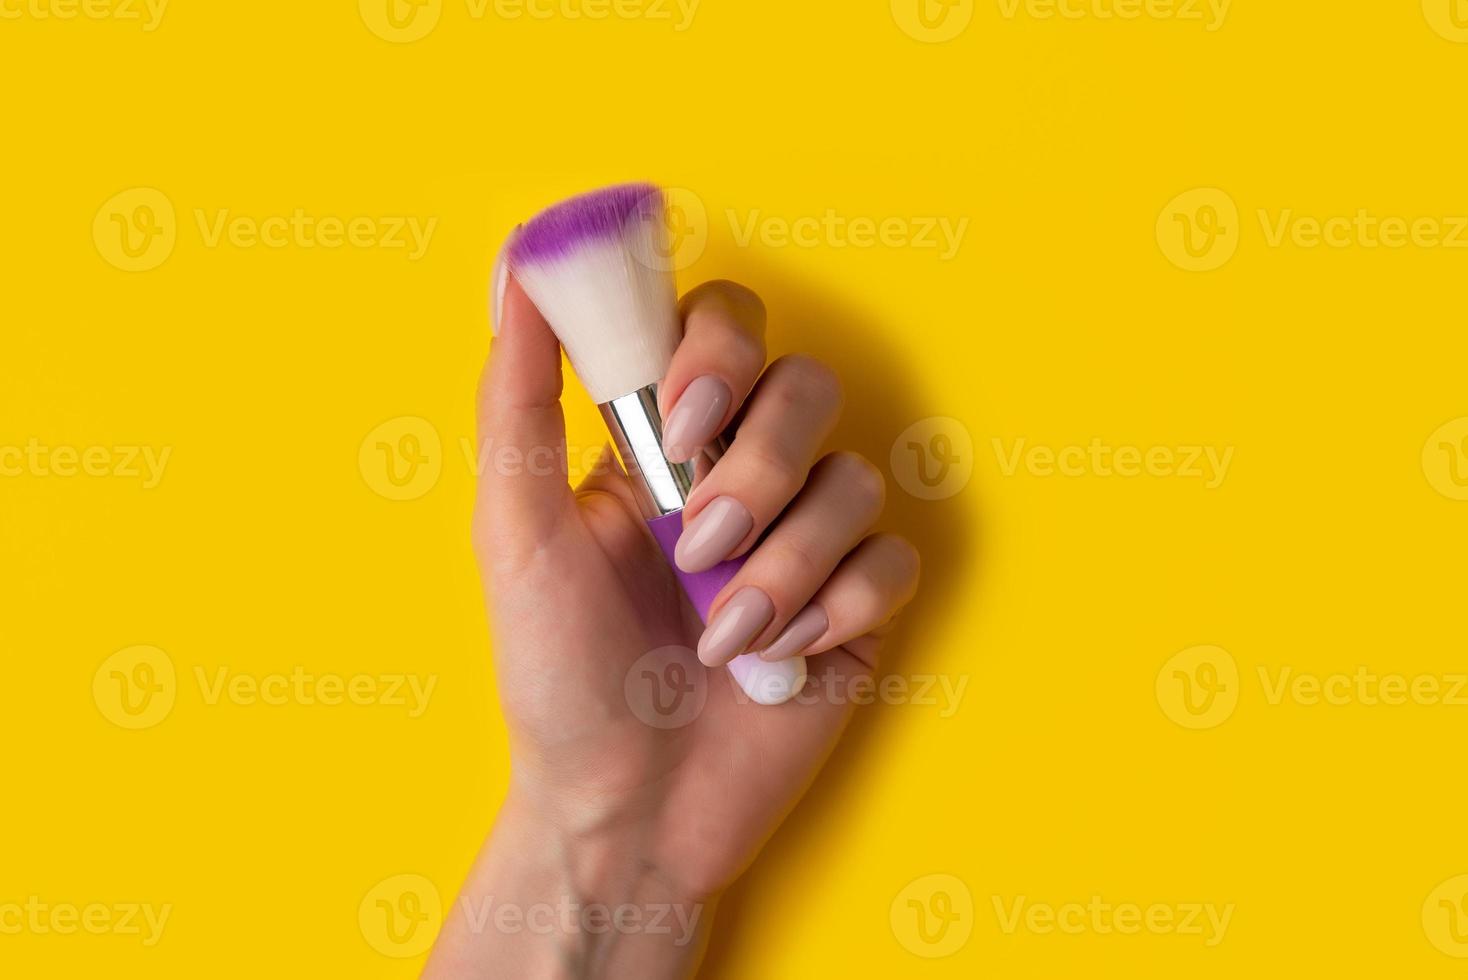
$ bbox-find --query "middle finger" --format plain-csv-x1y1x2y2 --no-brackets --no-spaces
673,354,844,574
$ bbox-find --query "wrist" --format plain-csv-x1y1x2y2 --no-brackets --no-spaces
495,786,706,907
425,789,714,980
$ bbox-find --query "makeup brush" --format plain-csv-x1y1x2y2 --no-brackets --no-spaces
505,184,807,707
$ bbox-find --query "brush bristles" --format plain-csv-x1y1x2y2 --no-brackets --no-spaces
506,184,681,404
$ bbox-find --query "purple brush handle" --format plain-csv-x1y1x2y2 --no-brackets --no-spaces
646,511,808,705
647,511,742,622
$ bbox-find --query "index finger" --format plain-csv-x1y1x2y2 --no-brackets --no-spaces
657,280,768,463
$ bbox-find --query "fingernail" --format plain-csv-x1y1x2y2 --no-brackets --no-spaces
489,224,521,335
757,605,828,662
698,587,774,667
674,496,753,573
662,376,731,463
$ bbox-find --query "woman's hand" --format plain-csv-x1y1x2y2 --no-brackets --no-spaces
425,277,920,979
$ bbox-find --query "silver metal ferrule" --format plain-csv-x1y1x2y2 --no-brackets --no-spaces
598,384,726,519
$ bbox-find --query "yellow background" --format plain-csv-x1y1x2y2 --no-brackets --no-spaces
4,0,1468,975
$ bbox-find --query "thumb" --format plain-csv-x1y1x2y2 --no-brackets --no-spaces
475,268,576,553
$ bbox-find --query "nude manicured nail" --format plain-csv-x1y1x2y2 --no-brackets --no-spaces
489,224,521,335
662,375,731,463
758,605,828,662
698,587,775,667
674,496,753,573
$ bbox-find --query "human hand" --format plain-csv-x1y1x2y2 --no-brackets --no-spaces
425,276,919,978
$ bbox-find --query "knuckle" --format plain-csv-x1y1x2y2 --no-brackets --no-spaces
720,323,767,374
769,354,844,412
708,279,766,318
739,443,805,504
764,537,824,589
680,282,767,375
842,571,889,620
873,533,922,592
684,280,767,328
822,451,886,510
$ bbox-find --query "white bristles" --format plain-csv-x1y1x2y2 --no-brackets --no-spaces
508,213,681,404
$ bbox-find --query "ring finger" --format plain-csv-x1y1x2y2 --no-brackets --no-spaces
696,451,885,667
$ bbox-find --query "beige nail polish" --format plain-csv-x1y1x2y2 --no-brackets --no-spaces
662,375,732,464
489,224,521,334
758,605,829,662
674,496,753,573
698,587,775,667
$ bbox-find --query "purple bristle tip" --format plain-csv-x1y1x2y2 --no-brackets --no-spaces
508,183,665,264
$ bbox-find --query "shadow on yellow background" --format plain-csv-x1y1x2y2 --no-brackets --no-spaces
691,253,983,976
